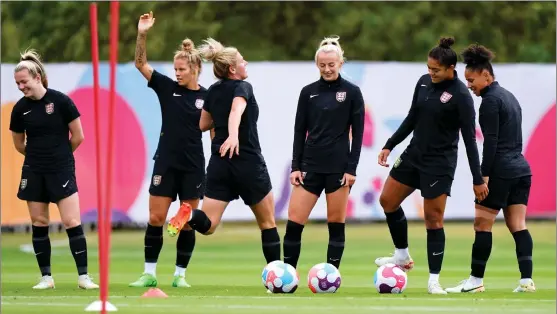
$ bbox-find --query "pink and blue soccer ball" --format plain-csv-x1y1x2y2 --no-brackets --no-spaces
307,263,342,293
374,263,407,294
261,260,299,293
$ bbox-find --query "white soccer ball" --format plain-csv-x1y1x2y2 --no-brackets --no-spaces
261,260,299,293
374,263,408,294
307,263,342,293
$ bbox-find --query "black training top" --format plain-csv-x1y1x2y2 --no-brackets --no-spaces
383,72,484,185
203,79,263,159
291,75,365,176
148,70,207,171
478,82,531,179
10,88,80,173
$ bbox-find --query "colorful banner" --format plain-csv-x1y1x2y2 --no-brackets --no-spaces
1,62,555,225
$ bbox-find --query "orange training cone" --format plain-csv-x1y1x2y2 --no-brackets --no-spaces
141,288,168,298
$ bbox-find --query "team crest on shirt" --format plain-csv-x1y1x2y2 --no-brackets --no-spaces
336,92,346,102
195,99,205,109
440,92,453,103
152,175,162,186
45,103,54,114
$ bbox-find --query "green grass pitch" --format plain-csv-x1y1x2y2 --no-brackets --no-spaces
2,221,555,313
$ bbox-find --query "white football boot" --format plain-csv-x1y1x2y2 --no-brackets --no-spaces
375,250,414,272
513,279,536,292
445,278,485,293
428,280,448,295
78,274,99,289
33,275,55,290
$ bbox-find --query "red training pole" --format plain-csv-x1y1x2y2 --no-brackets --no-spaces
89,3,108,314
103,2,119,312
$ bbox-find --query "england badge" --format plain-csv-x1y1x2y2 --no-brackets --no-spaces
45,103,54,114
440,92,453,103
336,91,346,102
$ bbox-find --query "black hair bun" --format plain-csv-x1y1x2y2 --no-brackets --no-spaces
439,37,455,49
462,43,495,65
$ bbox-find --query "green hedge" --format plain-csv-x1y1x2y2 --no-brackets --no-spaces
2,2,555,63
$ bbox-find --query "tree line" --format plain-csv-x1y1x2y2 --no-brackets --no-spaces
2,1,555,63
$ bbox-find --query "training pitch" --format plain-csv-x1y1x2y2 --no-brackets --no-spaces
2,221,555,313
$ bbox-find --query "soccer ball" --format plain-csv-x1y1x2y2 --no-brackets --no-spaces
307,263,341,293
374,263,407,294
261,260,299,293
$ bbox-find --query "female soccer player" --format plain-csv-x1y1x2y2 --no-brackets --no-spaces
445,44,535,293
166,37,281,266
374,37,489,294
129,11,207,289
10,49,98,290
283,36,365,270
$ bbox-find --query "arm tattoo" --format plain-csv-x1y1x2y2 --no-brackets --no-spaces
135,33,147,66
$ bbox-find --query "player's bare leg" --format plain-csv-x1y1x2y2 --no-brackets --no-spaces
375,176,415,272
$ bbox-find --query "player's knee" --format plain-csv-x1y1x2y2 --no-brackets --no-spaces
148,212,166,227
423,209,444,229
287,210,307,225
327,211,345,223
505,219,526,233
202,215,221,235
30,214,49,226
379,193,399,213
61,217,81,229
257,217,276,231
473,216,493,232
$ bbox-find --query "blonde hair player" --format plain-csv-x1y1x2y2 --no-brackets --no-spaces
283,35,365,271
10,49,98,290
129,11,209,289
166,38,281,274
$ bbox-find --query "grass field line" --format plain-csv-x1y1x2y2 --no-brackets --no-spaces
2,279,554,290
2,295,554,302
1,301,551,313
205,304,548,312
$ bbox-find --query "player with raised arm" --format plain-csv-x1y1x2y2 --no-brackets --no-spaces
446,43,535,293
166,38,281,267
374,37,489,294
129,11,207,289
10,49,98,290
283,36,365,271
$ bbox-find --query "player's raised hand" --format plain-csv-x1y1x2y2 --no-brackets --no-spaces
138,11,155,34
378,149,391,167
